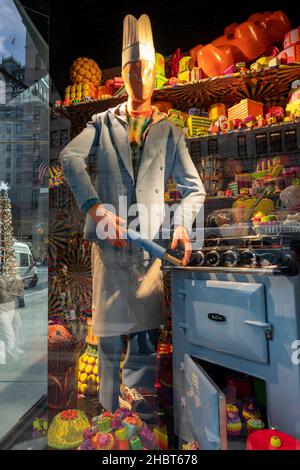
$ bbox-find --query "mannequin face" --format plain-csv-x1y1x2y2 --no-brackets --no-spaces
122,60,156,102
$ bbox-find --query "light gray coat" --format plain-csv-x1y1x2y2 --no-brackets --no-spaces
59,104,205,336
60,104,206,244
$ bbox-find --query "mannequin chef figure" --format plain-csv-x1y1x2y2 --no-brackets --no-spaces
60,14,205,415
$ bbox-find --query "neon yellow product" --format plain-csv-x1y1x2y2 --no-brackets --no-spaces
187,115,212,137
48,410,89,449
77,319,99,396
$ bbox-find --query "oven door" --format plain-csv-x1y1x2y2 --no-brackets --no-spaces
184,279,269,364
183,354,227,450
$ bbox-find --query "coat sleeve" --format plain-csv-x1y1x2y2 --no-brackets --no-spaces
172,132,206,234
59,114,101,213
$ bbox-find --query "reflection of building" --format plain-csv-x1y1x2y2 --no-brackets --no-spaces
0,56,26,104
0,31,48,258
24,31,47,87
49,84,72,223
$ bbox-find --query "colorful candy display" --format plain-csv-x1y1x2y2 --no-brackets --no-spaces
79,408,158,451
226,404,242,436
191,11,291,77
227,99,263,122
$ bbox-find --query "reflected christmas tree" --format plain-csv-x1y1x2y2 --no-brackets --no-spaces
0,182,17,277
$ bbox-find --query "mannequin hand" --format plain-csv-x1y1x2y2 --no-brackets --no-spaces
171,225,192,266
88,204,128,248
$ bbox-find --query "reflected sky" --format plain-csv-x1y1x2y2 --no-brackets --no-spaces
0,0,26,65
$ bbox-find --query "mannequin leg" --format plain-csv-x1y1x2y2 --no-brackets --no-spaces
98,335,124,412
130,331,153,354
122,332,157,393
147,328,159,350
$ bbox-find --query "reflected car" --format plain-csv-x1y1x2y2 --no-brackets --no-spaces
14,241,38,288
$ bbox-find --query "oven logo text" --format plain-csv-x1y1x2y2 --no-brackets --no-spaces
208,313,226,322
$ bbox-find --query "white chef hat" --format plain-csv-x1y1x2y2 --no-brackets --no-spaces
122,14,155,69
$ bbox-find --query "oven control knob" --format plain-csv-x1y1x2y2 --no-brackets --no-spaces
205,250,220,267
222,250,239,267
240,250,257,267
188,250,205,266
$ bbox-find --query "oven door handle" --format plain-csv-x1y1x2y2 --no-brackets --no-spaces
244,320,273,340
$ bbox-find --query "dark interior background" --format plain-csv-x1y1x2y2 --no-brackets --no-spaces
24,0,297,97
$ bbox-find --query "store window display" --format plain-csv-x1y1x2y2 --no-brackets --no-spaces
47,0,300,452
60,13,205,415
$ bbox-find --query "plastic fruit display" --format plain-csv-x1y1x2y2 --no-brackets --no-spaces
65,82,96,101
191,11,291,77
70,57,102,86
78,319,99,397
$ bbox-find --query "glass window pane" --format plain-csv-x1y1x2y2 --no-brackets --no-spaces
0,0,48,448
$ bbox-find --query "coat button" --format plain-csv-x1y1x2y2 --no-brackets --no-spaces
160,166,164,170
155,189,159,193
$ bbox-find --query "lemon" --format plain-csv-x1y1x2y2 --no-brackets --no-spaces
88,356,96,365
79,362,86,372
85,364,93,374
93,365,98,376
78,382,82,392
95,358,98,364
80,372,88,383
96,375,100,384
80,383,88,394
88,374,96,385
82,354,89,363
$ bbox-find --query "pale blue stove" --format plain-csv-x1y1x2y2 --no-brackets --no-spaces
165,241,300,450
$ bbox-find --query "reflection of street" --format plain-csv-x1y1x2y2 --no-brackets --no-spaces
0,267,47,440
25,266,48,294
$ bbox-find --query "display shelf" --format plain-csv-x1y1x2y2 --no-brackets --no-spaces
52,95,127,138
152,64,300,110
187,121,300,160
53,64,300,132
206,196,238,201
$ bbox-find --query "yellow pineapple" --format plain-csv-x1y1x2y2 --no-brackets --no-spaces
70,57,102,86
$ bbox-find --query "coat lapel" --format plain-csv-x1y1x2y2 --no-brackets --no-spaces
108,110,134,181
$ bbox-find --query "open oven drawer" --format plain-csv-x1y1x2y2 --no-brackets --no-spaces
182,279,270,364
181,354,227,450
